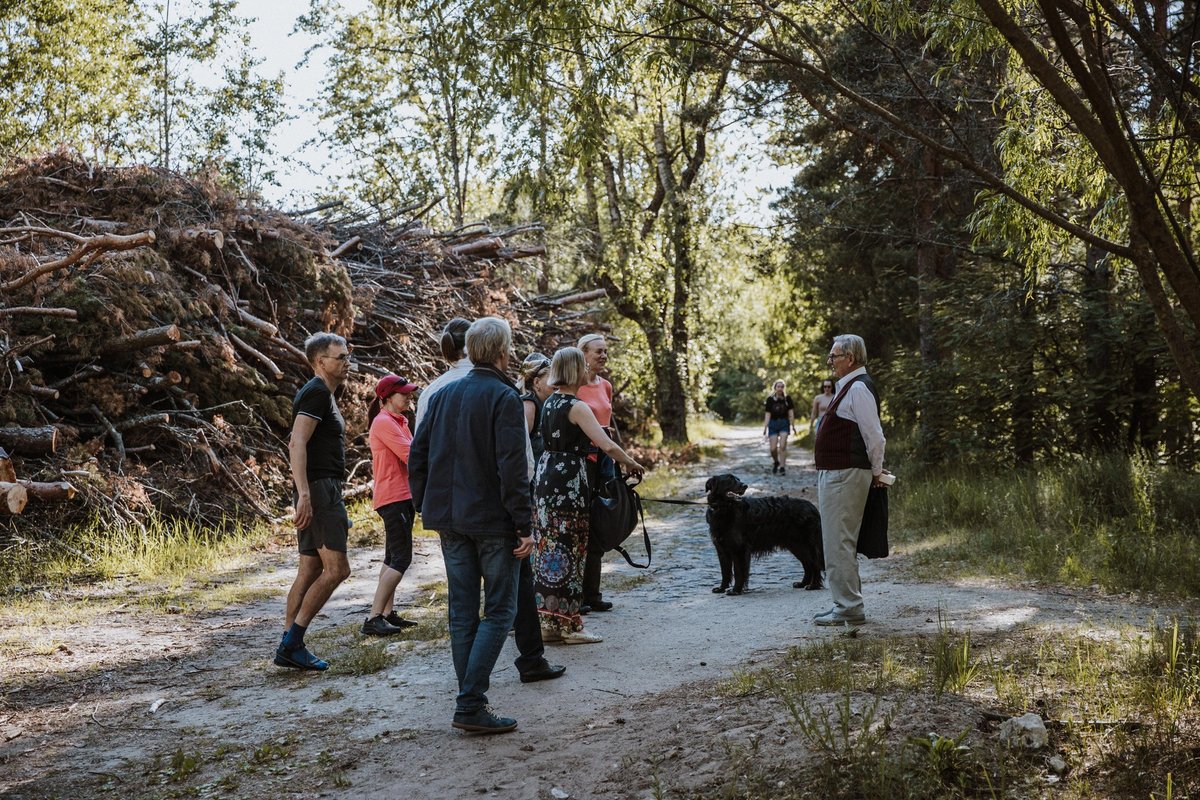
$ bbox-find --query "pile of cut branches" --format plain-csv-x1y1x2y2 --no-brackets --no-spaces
0,152,608,534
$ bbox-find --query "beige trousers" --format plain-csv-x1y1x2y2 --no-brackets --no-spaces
818,467,873,617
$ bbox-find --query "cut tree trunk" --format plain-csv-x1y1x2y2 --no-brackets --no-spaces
18,480,77,501
102,324,181,354
0,482,29,514
0,426,58,455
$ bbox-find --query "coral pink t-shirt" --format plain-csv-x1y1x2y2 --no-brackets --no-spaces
575,378,613,461
575,378,613,428
369,409,412,509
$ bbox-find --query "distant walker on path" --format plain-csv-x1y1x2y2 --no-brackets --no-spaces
813,334,889,627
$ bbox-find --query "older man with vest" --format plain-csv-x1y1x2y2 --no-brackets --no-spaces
813,334,889,627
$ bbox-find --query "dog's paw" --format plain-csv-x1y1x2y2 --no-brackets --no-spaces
712,585,728,594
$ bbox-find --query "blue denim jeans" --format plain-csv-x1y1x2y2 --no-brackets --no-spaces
439,531,521,714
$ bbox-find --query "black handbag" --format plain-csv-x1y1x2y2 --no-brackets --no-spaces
857,486,889,559
590,469,651,568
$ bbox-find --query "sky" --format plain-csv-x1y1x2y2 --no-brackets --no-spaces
242,0,793,221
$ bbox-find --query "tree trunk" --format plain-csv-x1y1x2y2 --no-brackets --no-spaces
1010,275,1038,464
1080,245,1120,449
102,324,181,354
18,480,77,502
915,146,948,463
0,482,29,515
0,426,58,455
641,323,690,444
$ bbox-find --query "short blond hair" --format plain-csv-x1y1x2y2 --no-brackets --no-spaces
465,317,511,366
577,333,606,353
549,347,587,388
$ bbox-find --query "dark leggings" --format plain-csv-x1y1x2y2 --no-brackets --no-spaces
378,499,414,573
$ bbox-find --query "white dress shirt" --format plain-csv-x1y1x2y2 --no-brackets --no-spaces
834,366,886,475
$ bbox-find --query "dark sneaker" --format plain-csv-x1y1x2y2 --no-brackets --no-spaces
580,605,591,615
273,644,329,671
779,468,786,476
384,611,419,629
519,661,567,683
586,599,613,612
362,615,405,636
452,705,518,734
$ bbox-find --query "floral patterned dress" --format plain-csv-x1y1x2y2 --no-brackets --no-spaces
532,391,592,635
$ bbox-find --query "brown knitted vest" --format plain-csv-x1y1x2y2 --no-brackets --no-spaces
814,374,878,470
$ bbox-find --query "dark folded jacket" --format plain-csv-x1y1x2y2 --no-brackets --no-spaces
410,365,531,536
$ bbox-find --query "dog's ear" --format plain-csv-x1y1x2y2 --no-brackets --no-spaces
705,477,714,492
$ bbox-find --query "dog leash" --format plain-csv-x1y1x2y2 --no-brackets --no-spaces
638,496,707,506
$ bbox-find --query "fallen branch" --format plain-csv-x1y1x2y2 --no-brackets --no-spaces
102,324,181,354
0,306,78,319
1,229,156,293
18,480,77,502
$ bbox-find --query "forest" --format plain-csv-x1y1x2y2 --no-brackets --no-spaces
6,3,1200,799
2,0,1198,468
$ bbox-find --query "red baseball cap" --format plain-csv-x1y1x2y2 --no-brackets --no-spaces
375,374,418,399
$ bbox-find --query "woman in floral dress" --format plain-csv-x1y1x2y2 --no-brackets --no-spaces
533,347,645,644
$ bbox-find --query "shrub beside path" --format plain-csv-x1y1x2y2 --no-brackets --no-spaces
0,427,1179,799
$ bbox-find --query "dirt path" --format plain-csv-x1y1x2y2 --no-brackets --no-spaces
0,427,1179,799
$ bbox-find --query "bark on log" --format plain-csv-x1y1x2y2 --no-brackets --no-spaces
18,480,76,501
330,236,363,258
0,482,28,514
102,324,181,354
540,288,608,306
15,384,59,400
497,244,547,259
50,364,105,389
0,307,78,319
447,236,504,257
0,447,14,482
183,227,225,251
174,340,203,350
0,426,58,455
269,336,309,365
229,333,284,379
236,307,278,337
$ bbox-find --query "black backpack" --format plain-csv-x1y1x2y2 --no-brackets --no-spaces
590,470,651,568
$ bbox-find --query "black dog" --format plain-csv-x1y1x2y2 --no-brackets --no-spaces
705,473,825,595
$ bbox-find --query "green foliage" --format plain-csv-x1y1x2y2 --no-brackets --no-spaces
894,453,1200,596
932,611,979,695
0,0,147,161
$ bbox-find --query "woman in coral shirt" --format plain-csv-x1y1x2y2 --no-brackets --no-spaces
363,374,420,636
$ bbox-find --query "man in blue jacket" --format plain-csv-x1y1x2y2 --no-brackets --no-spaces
410,316,534,735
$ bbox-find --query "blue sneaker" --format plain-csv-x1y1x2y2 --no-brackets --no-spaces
273,644,329,671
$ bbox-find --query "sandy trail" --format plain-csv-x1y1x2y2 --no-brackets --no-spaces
0,427,1174,799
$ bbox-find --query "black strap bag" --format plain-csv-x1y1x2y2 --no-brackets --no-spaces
590,469,651,568
856,486,889,559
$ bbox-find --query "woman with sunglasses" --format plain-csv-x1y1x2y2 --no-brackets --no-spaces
520,353,555,466
812,378,835,435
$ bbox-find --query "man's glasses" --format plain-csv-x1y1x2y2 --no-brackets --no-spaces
827,352,848,362
323,352,352,362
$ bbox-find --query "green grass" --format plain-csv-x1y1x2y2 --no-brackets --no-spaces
694,619,1200,800
0,510,277,594
892,451,1200,597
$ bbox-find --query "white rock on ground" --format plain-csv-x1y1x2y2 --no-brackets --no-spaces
999,712,1048,750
